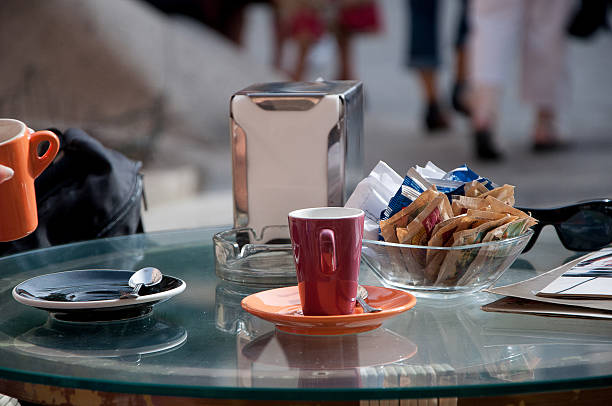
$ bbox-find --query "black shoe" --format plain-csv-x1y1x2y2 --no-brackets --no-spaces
475,130,503,161
452,81,470,117
425,102,449,132
532,139,571,153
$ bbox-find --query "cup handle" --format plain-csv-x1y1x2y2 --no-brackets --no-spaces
29,130,60,178
319,228,337,275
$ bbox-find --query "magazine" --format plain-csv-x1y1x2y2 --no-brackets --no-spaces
537,248,612,299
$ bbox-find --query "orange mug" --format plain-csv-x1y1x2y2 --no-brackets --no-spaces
0,119,60,241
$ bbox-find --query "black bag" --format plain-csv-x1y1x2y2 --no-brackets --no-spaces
0,128,144,255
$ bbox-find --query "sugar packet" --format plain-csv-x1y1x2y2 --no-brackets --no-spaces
424,215,479,283
434,215,516,285
379,189,438,243
396,192,453,267
380,168,433,222
344,161,403,240
456,217,531,285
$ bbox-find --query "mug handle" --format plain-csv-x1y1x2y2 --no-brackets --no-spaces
29,130,60,178
319,229,337,275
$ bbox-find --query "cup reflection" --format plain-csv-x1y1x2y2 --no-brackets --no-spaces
240,328,417,388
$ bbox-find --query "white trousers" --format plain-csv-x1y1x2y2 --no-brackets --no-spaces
470,0,574,114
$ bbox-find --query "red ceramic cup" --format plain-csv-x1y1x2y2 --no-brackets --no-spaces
288,207,365,316
0,119,60,241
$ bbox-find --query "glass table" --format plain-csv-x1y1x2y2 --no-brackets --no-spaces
1,226,611,405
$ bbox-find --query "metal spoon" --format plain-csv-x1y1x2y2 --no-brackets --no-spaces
121,267,163,299
357,285,382,313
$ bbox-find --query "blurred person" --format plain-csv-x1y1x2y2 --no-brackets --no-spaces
274,0,327,80
275,0,381,81
0,165,13,183
334,0,382,80
405,0,470,132
143,0,259,46
469,0,574,161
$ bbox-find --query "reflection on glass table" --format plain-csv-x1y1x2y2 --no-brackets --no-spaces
13,315,187,360
240,328,417,389
0,227,610,405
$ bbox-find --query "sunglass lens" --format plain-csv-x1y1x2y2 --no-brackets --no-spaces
557,209,612,251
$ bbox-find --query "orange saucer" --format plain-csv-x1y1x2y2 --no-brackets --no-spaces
241,285,416,335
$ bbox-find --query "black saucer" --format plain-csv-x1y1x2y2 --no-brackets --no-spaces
13,269,186,322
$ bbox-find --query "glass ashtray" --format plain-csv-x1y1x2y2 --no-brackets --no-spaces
361,229,533,298
213,226,296,286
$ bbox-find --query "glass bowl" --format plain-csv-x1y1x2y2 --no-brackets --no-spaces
361,229,533,297
213,226,296,286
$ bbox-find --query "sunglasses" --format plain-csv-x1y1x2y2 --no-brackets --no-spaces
516,199,612,253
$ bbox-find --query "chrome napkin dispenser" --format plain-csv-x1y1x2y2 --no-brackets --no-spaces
230,81,364,241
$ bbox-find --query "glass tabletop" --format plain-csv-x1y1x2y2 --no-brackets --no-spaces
0,226,611,401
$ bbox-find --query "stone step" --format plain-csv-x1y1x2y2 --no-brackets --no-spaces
142,190,232,232
142,166,200,208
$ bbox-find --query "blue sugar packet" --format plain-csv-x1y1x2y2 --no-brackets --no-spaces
380,168,431,221
442,165,496,198
380,164,496,222
444,165,495,188
443,165,482,183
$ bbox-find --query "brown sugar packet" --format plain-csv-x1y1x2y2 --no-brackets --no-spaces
424,209,510,282
428,214,489,250
464,180,489,197
427,209,499,250
378,189,439,283
429,215,467,247
426,216,466,267
379,189,438,243
451,195,490,216
479,184,515,206
397,193,453,246
424,213,499,283
457,217,531,285
465,209,509,222
424,249,449,284
424,215,481,283
483,217,530,243
435,216,516,286
485,196,538,228
396,193,453,268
